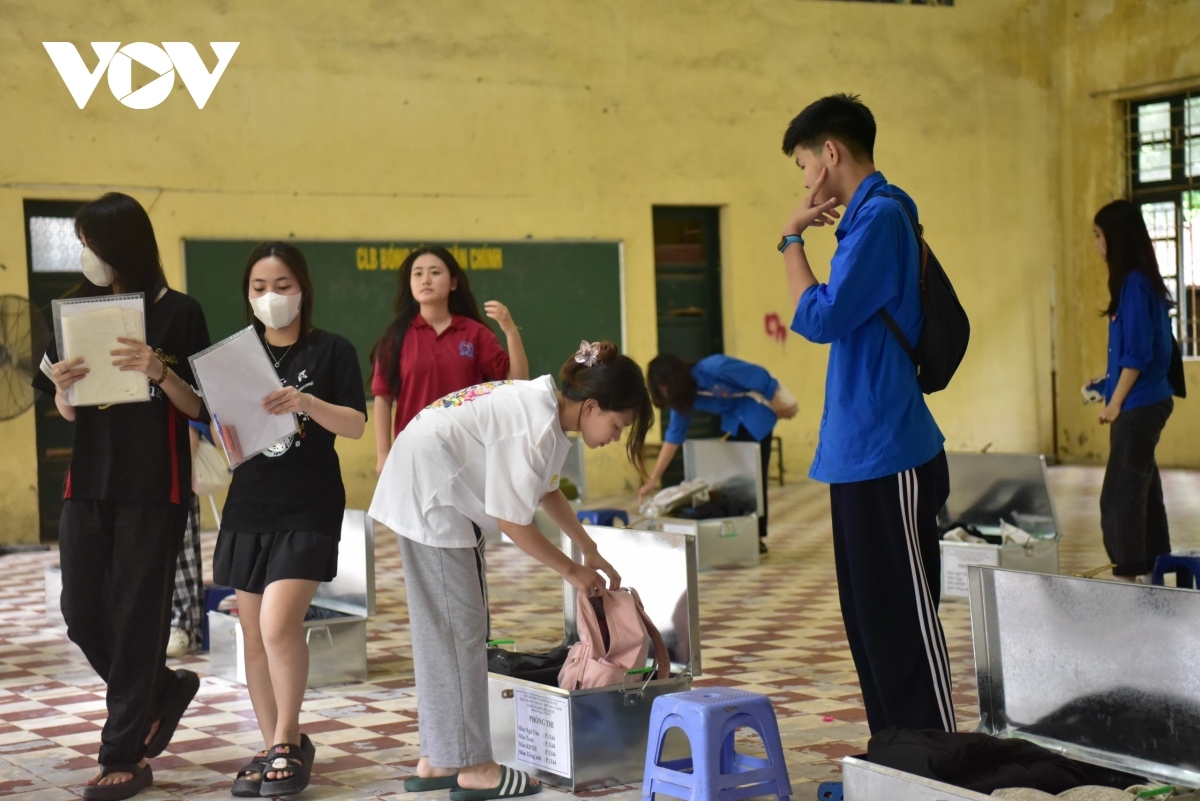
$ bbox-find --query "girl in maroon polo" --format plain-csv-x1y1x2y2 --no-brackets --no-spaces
370,246,529,473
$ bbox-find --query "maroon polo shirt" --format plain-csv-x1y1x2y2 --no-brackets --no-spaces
372,314,510,436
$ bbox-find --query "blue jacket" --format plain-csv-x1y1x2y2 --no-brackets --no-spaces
1105,272,1174,411
790,171,944,484
663,354,779,444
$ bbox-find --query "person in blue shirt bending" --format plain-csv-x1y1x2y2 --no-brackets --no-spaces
778,94,954,734
1091,200,1176,582
640,353,798,552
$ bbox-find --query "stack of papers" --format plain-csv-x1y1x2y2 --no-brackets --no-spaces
53,294,149,407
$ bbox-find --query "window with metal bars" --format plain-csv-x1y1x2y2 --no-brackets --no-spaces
1128,90,1200,358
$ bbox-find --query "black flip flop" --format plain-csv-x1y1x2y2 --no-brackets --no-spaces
259,733,315,798
144,669,199,758
231,749,270,797
81,762,153,800
404,771,460,792
449,765,542,800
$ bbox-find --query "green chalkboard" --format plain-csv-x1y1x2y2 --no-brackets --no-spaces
183,240,623,388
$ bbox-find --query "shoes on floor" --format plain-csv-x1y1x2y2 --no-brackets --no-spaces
165,628,192,658
759,539,769,555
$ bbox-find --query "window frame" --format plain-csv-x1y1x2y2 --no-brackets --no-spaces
1127,90,1200,359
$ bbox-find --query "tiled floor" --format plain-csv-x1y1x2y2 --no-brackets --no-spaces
2,466,1198,800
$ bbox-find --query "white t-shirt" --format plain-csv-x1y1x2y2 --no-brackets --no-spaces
369,375,572,548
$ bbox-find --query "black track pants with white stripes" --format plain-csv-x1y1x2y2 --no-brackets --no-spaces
829,449,956,734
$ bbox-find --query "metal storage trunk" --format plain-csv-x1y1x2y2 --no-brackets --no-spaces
44,565,65,628
939,452,1061,599
207,509,376,687
634,439,761,571
487,525,701,792
843,566,1200,799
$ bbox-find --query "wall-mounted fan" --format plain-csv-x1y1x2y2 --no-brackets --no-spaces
0,295,49,421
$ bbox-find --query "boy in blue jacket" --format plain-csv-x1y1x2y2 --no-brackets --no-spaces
779,94,954,733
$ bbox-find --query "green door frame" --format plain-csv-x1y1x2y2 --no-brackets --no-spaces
25,200,86,543
652,206,725,486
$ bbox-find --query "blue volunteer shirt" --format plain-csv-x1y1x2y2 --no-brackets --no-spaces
1105,271,1174,411
664,354,779,445
790,171,944,484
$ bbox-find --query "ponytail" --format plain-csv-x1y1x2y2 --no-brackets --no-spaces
560,341,654,479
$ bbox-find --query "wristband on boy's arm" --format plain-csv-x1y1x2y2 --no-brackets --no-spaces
778,234,805,252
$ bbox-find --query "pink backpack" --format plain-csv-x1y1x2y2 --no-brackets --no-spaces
558,586,670,691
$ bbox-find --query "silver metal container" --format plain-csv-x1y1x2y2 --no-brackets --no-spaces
44,565,65,629
487,525,701,792
939,452,1061,599
843,566,1200,798
634,439,761,571
207,509,376,687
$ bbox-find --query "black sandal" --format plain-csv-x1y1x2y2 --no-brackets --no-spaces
144,669,200,758
259,733,315,798
231,749,270,797
81,762,154,800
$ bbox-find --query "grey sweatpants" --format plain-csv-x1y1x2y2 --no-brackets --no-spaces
398,526,492,768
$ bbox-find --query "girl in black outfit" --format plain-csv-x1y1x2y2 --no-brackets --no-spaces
33,193,210,800
212,242,367,797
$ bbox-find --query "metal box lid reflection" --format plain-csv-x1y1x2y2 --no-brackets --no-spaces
311,509,376,618
561,525,701,678
968,566,1200,787
682,439,764,518
941,452,1060,536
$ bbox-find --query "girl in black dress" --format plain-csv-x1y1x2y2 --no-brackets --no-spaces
212,242,367,797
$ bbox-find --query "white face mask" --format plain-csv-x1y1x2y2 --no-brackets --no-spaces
249,292,302,330
80,247,114,287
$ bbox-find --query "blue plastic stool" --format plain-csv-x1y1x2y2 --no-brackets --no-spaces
577,508,629,527
642,687,792,801
1152,550,1200,589
816,781,843,801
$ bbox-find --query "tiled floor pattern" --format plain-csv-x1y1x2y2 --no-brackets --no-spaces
2,466,1198,800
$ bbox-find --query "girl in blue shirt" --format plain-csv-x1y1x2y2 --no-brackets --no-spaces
1092,200,1177,581
641,354,797,551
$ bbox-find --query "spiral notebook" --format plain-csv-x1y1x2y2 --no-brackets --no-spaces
189,326,297,468
51,293,150,407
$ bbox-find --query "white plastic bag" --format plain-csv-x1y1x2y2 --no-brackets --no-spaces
640,478,710,518
193,437,231,496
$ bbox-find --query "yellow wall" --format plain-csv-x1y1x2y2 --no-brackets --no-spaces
1053,0,1200,466
0,0,1186,544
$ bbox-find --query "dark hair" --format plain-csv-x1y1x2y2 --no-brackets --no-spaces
781,93,876,162
560,341,654,479
242,242,316,340
369,246,488,396
646,354,698,413
1094,200,1174,317
72,192,167,297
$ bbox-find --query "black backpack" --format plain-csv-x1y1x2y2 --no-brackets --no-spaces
877,193,970,394
1168,336,1187,398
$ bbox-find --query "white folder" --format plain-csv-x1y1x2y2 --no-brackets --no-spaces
189,326,297,468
